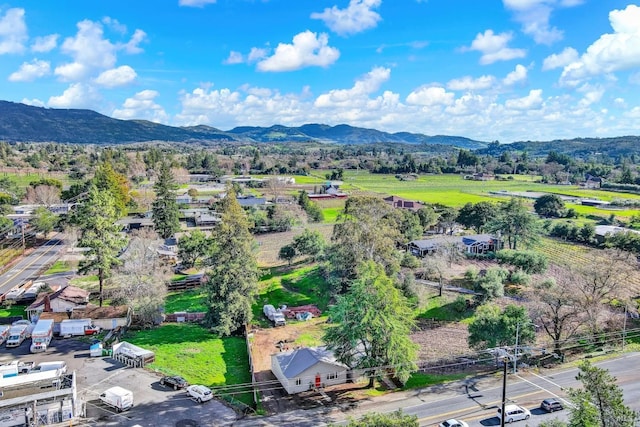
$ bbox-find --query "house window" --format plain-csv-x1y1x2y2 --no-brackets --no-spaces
326,372,338,380
295,378,302,386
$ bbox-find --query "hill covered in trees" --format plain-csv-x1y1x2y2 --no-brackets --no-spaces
0,101,485,148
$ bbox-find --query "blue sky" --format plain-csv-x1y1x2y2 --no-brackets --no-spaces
1,0,640,143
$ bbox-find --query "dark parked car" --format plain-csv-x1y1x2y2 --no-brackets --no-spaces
160,375,189,390
541,398,564,412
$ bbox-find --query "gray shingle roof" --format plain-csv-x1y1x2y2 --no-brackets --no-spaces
274,346,347,378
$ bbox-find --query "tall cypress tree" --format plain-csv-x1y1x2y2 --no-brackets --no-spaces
204,187,259,335
152,161,181,239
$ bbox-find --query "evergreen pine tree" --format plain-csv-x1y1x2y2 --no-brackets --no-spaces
152,161,181,239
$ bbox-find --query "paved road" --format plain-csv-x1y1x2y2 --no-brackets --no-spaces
0,235,65,296
233,352,640,427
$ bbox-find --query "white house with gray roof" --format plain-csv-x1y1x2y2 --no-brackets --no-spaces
271,346,348,394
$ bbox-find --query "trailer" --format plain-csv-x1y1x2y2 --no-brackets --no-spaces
59,318,101,337
30,318,54,353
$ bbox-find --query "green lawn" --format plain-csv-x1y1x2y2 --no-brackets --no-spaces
165,290,207,313
417,294,475,324
126,323,253,406
0,304,26,319
44,260,76,275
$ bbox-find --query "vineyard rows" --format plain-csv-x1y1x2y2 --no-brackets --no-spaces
537,237,640,296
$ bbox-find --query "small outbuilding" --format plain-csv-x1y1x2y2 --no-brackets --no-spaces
271,346,348,394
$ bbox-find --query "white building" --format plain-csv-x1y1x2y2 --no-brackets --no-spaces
271,346,349,394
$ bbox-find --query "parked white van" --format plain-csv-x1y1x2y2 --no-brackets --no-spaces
497,404,531,423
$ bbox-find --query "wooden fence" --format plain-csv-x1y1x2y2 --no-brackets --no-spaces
163,312,206,323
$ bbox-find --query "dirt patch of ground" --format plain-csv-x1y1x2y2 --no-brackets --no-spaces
411,321,471,360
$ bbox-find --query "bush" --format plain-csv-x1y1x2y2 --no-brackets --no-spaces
401,252,421,268
509,270,531,286
452,295,469,313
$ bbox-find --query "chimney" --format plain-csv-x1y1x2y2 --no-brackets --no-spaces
43,295,51,312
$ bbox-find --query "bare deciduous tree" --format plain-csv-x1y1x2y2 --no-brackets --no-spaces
529,268,585,356
24,185,61,205
575,249,636,334
110,229,170,326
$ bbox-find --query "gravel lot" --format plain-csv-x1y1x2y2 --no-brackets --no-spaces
1,336,238,427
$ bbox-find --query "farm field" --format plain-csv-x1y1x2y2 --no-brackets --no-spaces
298,171,640,219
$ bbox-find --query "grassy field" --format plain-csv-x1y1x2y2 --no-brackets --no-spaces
125,323,253,406
322,171,640,220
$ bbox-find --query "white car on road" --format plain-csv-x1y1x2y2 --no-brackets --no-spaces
439,419,469,427
497,404,531,423
186,385,213,403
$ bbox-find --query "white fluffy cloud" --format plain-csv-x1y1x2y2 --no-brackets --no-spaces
55,20,118,80
31,34,59,53
55,19,146,81
560,5,640,86
503,64,528,85
311,0,381,36
94,65,137,87
9,59,51,82
406,86,454,106
47,83,102,109
113,90,168,123
505,89,543,109
0,8,27,54
315,66,390,107
467,30,526,64
179,0,216,7
21,98,45,107
257,31,339,72
447,75,495,91
542,47,578,70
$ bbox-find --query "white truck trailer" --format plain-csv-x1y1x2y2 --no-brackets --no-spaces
5,324,28,348
99,386,133,412
59,318,101,337
30,318,54,353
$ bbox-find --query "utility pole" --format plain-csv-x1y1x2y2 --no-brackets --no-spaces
21,223,26,253
514,322,520,374
622,304,628,350
501,357,507,427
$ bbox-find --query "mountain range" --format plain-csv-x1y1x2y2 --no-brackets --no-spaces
0,101,486,149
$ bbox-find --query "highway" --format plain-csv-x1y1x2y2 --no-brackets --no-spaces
0,235,65,297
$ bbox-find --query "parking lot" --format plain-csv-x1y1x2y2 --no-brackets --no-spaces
1,337,238,427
